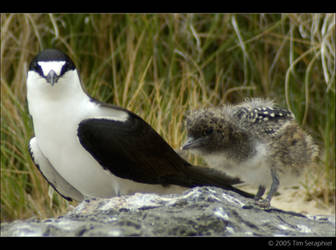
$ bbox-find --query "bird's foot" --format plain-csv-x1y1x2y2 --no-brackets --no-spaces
254,198,271,209
242,198,271,210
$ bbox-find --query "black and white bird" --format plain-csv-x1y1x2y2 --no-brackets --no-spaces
182,98,319,207
27,49,253,202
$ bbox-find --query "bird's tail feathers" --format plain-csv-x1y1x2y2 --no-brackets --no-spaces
169,164,255,199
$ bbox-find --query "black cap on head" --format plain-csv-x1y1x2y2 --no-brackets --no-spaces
29,49,76,77
31,49,74,63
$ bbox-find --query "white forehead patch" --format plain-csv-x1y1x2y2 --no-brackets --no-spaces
38,61,66,76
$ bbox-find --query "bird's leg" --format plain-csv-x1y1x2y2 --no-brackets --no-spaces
266,167,279,202
257,167,279,208
242,185,265,209
254,185,266,201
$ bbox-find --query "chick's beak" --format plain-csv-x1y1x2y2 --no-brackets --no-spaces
181,137,206,150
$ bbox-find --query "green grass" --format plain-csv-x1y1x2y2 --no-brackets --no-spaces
1,13,335,222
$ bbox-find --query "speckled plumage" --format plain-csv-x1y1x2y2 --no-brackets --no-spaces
182,98,319,207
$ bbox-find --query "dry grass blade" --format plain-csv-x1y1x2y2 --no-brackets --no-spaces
1,13,334,222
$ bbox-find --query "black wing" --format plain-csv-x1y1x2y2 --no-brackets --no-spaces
78,113,193,185
77,111,253,197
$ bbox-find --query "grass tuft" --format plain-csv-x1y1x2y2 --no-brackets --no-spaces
1,13,334,221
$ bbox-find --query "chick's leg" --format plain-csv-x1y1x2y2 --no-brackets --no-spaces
255,185,266,201
256,167,279,208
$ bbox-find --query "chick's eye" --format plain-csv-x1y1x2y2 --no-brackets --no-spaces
204,128,213,136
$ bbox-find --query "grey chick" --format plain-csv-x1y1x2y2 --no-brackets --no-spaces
182,98,319,208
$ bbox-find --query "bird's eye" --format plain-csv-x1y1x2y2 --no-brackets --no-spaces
30,61,43,75
31,61,39,70
60,60,75,75
60,62,68,76
204,128,213,136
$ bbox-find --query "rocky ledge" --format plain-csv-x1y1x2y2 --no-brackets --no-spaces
1,186,335,236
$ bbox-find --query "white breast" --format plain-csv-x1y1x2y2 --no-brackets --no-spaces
26,70,184,198
202,143,273,188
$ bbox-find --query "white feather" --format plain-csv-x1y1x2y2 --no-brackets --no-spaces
27,68,183,199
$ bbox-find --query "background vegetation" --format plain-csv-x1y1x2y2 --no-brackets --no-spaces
1,13,335,222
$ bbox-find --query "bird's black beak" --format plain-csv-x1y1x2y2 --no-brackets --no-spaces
46,70,58,86
182,137,206,150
